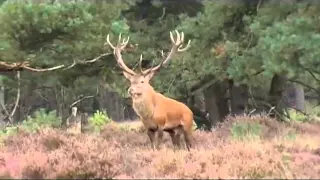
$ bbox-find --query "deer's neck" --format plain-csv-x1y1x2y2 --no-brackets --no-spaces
132,89,156,120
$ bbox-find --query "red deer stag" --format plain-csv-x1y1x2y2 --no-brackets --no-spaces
106,30,193,151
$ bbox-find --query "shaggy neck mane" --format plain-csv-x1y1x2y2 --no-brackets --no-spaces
132,86,156,120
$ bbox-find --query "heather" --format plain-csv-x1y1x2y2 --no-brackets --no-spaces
0,1,320,179
1,115,319,179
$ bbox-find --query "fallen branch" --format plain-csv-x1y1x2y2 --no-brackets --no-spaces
248,97,289,121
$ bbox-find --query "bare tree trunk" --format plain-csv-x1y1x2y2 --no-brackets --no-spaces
294,84,305,111
98,90,125,122
203,81,229,127
269,74,288,119
229,80,248,116
217,80,229,120
217,93,229,120
285,82,305,112
181,94,211,130
124,106,137,121
203,84,220,127
0,77,5,127
192,91,206,112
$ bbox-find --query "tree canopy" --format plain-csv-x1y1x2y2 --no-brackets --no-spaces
0,0,319,126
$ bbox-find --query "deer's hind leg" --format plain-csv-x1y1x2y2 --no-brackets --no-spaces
164,125,192,151
169,129,181,149
182,128,192,151
163,126,183,150
147,127,163,150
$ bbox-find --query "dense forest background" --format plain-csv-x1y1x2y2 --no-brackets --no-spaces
0,0,319,129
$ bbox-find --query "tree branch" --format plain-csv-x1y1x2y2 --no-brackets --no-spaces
0,52,111,72
250,68,264,76
23,64,65,72
63,52,112,70
0,71,21,123
189,75,216,95
69,95,95,108
305,68,320,83
288,79,320,96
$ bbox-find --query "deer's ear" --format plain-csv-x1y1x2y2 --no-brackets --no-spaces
123,71,132,80
145,71,155,81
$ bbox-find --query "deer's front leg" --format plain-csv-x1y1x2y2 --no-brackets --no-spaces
155,128,163,149
147,128,157,150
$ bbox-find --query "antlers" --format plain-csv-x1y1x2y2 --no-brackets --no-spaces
105,34,136,76
141,30,191,75
106,30,191,76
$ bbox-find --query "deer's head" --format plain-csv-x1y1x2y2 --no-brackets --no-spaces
105,30,190,99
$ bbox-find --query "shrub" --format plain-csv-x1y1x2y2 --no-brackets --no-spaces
0,109,61,138
286,109,308,123
306,101,320,117
284,129,297,140
231,121,262,140
0,126,18,137
21,108,61,133
88,110,112,133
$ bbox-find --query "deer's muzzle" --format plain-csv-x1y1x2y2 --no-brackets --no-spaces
128,87,143,98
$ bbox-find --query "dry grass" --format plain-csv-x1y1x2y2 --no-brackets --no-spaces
0,115,319,179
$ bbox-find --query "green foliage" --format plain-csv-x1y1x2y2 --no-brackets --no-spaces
88,110,112,133
0,126,18,137
0,0,137,112
118,124,131,132
192,121,198,131
176,0,320,101
312,107,320,118
285,129,297,141
111,19,130,35
0,108,61,138
285,109,308,123
231,122,262,140
177,0,252,86
0,0,133,77
0,1,94,63
306,101,320,117
21,108,61,133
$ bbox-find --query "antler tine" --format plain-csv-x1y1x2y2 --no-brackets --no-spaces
175,31,191,52
141,30,191,75
105,34,136,75
139,54,144,73
180,32,184,44
178,39,191,52
118,33,122,44
106,34,115,49
174,30,181,45
122,36,130,45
